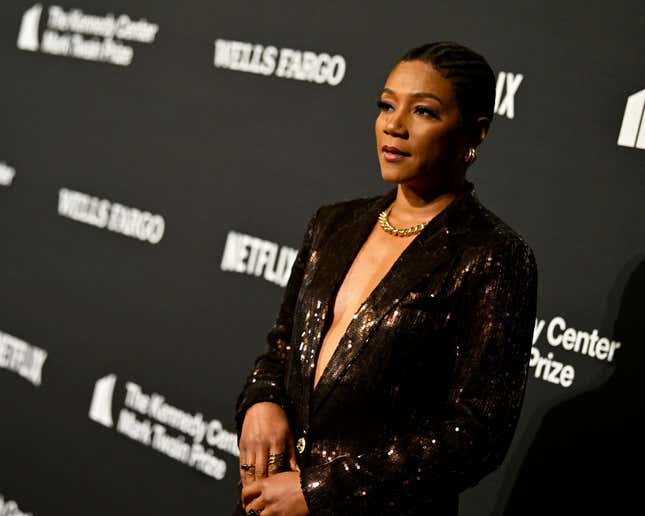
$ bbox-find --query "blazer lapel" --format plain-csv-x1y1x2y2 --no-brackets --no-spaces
306,182,477,418
299,188,394,417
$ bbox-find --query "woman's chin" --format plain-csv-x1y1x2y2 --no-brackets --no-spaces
380,169,413,185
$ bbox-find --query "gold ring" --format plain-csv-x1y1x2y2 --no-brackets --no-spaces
267,452,286,465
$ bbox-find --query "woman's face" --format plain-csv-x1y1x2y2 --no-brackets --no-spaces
375,60,468,190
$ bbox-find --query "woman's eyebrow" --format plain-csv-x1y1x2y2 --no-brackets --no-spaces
381,88,443,104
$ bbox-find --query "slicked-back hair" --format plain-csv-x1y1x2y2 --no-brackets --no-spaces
398,42,496,133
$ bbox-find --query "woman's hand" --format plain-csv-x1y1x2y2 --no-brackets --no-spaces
238,401,299,492
242,471,310,516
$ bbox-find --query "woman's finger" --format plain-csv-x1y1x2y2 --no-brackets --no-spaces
254,445,269,479
239,450,256,487
267,447,287,475
244,498,265,516
287,435,300,472
241,481,263,508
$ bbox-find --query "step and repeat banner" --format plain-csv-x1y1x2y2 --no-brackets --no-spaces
1,1,643,515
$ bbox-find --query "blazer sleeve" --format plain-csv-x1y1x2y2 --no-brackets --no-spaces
234,207,321,445
299,238,538,515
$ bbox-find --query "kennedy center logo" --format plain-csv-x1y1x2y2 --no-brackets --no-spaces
88,374,239,480
16,4,159,66
89,374,117,428
617,89,645,150
17,3,42,51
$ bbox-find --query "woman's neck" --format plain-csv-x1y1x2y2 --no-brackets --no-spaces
389,179,464,226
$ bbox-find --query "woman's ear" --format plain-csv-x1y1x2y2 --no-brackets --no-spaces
476,116,491,145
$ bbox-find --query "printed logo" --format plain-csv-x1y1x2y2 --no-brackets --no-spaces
529,315,622,388
220,230,298,287
214,38,346,86
0,330,47,386
17,4,159,66
0,162,16,187
89,375,239,480
0,494,33,516
617,89,645,150
89,374,117,427
17,3,42,51
494,71,523,120
58,188,166,244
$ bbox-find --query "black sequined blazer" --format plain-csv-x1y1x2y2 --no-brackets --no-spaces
233,180,538,516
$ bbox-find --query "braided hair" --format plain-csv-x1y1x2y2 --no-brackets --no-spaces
397,42,496,134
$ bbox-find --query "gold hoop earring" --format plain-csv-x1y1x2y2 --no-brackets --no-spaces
465,147,477,164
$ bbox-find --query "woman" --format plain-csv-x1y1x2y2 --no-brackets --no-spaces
233,41,538,516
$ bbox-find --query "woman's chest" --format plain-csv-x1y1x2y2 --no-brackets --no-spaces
330,224,418,324
313,227,419,384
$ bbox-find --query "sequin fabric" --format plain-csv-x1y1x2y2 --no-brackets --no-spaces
233,180,538,515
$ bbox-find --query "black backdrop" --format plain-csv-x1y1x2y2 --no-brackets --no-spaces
1,1,643,515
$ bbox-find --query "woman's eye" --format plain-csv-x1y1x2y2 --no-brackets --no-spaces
415,106,437,118
376,100,393,112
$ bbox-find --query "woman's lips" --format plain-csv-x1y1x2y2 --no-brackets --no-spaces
382,145,410,162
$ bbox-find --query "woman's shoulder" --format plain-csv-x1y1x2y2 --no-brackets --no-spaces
312,190,386,223
462,199,537,272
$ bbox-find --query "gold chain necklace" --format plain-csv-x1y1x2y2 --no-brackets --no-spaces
378,204,428,237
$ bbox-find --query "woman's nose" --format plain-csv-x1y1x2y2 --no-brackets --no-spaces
384,112,408,138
